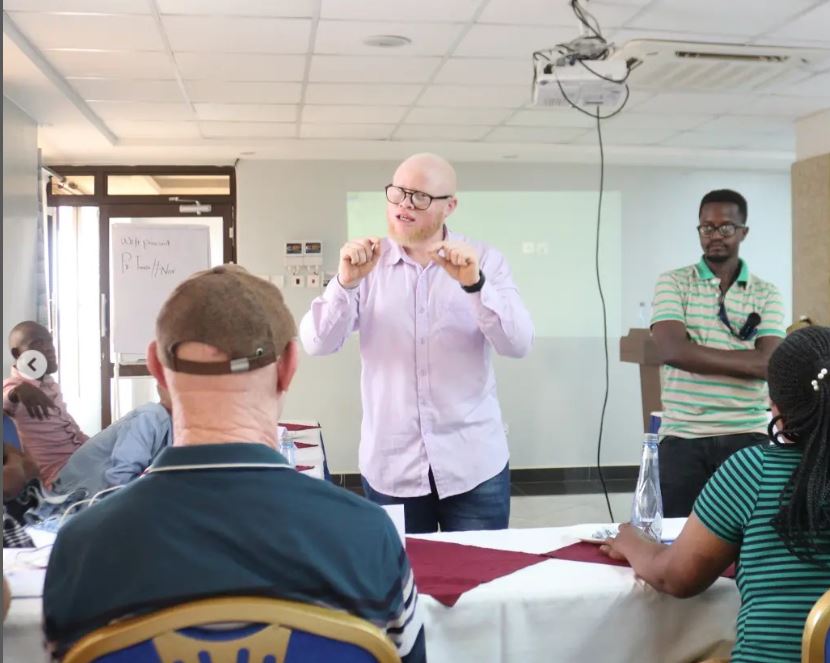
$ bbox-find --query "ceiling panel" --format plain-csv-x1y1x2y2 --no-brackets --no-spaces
394,124,492,140
175,53,306,81
775,71,830,97
627,91,744,115
302,105,408,123
8,12,165,51
484,126,588,143
194,103,297,122
454,25,577,58
320,0,482,22
507,109,597,128
162,16,311,53
108,120,201,138
44,50,175,79
765,2,830,44
3,0,149,11
88,100,194,121
660,130,752,149
736,94,830,117
158,0,315,17
434,58,531,85
314,20,465,56
68,78,184,102
606,28,753,46
695,115,795,133
304,83,423,105
480,0,641,28
405,107,512,125
632,0,818,38
200,121,296,137
417,85,530,108
733,133,797,150
184,81,303,104
603,112,712,130
309,55,441,82
300,124,395,138
571,127,679,144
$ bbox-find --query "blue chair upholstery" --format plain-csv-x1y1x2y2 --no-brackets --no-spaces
3,414,21,449
63,596,400,663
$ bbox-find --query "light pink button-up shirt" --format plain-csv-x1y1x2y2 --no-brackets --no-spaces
300,230,534,498
3,368,88,486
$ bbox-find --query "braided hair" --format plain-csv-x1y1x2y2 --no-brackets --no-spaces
767,326,830,564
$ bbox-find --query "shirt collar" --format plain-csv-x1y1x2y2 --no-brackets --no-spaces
10,366,53,386
696,257,750,285
151,442,287,470
383,225,451,267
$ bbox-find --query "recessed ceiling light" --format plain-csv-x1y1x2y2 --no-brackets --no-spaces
363,34,412,48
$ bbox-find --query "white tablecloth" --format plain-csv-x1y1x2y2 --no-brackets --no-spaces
411,522,740,663
3,522,740,663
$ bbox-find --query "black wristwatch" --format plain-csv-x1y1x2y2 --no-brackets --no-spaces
461,271,485,293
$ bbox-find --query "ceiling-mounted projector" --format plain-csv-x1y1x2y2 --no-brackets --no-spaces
532,59,627,108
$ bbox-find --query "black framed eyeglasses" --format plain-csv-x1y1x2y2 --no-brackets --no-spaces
697,223,744,238
385,184,453,211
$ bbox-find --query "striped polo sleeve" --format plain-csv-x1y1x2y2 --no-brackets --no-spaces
651,270,685,325
693,445,764,543
757,282,786,339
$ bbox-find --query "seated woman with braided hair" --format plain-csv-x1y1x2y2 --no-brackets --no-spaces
602,326,830,663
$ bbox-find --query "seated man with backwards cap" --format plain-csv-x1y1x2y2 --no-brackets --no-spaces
43,265,425,662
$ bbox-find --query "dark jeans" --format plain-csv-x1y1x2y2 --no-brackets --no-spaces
361,463,510,534
659,433,767,517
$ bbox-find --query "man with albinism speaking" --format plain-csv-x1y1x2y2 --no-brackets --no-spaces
300,152,534,534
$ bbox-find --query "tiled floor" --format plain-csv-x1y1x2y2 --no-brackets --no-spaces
509,492,634,528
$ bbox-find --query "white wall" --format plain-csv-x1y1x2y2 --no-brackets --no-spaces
2,97,39,377
236,160,792,473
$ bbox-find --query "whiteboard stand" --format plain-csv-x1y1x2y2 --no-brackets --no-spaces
112,352,121,422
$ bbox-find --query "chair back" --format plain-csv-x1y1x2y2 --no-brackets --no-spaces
803,590,830,663
63,596,401,663
3,414,21,449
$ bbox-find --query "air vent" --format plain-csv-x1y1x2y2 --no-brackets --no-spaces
610,40,829,92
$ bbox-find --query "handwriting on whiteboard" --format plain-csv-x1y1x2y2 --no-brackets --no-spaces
119,235,176,278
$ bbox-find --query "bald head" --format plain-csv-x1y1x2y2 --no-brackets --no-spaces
393,153,457,197
9,321,58,374
9,321,50,352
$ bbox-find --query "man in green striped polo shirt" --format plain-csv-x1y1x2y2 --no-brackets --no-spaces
650,189,786,517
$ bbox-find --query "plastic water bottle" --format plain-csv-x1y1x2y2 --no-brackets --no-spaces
631,433,663,542
278,435,297,468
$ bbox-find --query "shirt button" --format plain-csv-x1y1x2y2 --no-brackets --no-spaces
419,307,426,314
420,338,426,345
420,370,426,377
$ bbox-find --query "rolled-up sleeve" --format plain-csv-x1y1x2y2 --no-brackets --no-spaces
468,248,534,358
299,277,361,356
104,408,171,487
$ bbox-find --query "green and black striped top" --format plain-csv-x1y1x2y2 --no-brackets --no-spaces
651,259,785,438
694,444,830,663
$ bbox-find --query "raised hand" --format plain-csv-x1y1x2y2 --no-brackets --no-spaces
429,241,480,287
11,382,57,420
339,237,382,289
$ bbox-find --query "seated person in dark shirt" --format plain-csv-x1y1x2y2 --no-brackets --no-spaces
43,265,425,662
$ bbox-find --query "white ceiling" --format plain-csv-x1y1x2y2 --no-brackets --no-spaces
3,0,830,168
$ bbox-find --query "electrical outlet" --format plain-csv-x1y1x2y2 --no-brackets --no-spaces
307,274,321,288
291,274,304,287
536,242,549,255
522,241,535,254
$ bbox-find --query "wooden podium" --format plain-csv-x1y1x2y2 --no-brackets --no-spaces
620,328,663,432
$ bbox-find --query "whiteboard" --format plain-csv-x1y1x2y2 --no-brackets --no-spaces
110,223,211,355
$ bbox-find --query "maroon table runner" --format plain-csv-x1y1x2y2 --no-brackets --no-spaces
405,537,551,607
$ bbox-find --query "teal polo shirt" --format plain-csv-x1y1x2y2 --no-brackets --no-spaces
651,258,785,438
43,443,425,663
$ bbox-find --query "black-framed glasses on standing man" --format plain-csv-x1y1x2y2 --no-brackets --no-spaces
697,223,745,238
385,184,453,211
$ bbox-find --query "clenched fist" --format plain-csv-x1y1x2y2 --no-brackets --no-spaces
429,241,480,287
339,237,382,289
